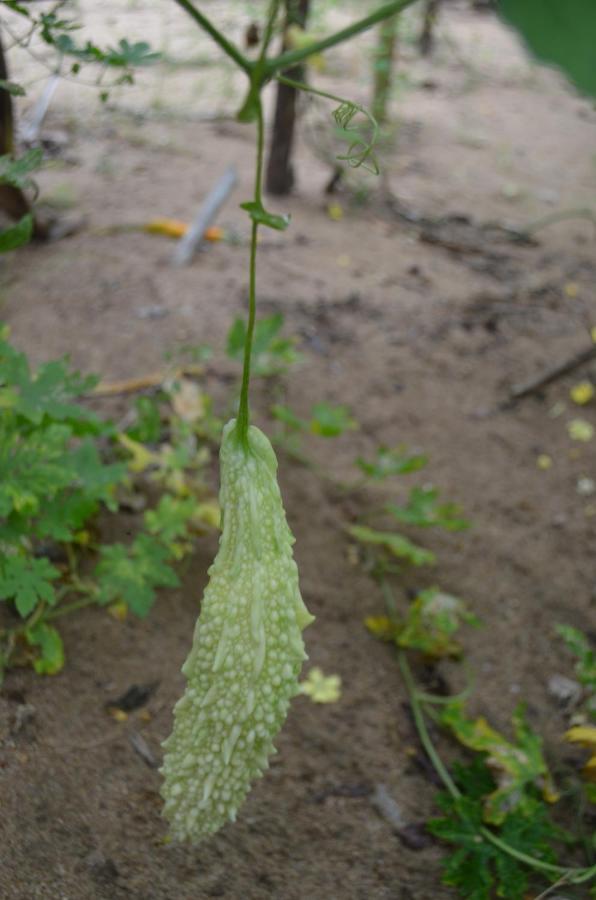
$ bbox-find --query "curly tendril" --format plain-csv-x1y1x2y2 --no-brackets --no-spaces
332,100,379,174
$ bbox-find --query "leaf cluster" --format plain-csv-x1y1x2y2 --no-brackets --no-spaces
428,758,565,900
0,1,158,100
0,329,219,678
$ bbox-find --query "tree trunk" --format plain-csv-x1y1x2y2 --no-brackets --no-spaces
371,13,399,126
419,0,440,57
0,26,34,226
265,0,310,196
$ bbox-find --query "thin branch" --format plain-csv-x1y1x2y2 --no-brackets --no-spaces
266,0,421,73
170,0,252,75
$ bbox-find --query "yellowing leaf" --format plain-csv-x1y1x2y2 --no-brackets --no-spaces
441,703,559,823
299,667,341,703
364,615,396,640
570,381,594,405
193,500,221,530
565,725,596,750
107,601,128,622
118,433,159,473
567,419,594,442
565,725,596,783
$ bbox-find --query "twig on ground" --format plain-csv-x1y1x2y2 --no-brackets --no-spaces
129,730,159,769
506,344,596,406
91,364,205,397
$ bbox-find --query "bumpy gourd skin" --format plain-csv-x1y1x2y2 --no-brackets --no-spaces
161,419,314,842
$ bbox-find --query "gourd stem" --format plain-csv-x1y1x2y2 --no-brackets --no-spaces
237,99,265,447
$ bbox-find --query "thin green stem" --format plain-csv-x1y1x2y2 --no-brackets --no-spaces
276,73,359,107
259,0,282,64
236,100,265,446
398,650,596,885
398,650,461,798
266,0,420,74
171,0,252,74
45,593,97,621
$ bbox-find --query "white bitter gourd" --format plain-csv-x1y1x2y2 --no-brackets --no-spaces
161,418,314,841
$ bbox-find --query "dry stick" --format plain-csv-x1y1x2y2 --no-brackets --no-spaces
91,364,205,398
172,165,237,266
20,73,59,143
507,343,596,405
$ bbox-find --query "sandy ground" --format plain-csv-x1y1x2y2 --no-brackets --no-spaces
0,2,595,898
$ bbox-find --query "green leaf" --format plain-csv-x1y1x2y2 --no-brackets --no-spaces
226,313,300,376
0,79,26,97
309,403,357,438
144,495,198,545
95,534,179,617
0,338,100,429
388,486,470,531
0,149,42,191
429,793,496,899
240,200,290,231
0,422,75,516
68,440,126,510
0,555,59,617
0,1,31,17
47,31,159,68
429,760,562,900
126,393,163,443
25,622,64,675
271,403,307,432
356,446,428,479
556,623,596,692
0,214,33,253
104,39,160,67
500,0,596,99
347,524,435,566
35,490,98,542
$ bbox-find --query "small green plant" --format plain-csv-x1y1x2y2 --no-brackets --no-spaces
226,312,301,377
272,400,357,438
349,447,468,573
428,758,568,900
557,624,596,721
